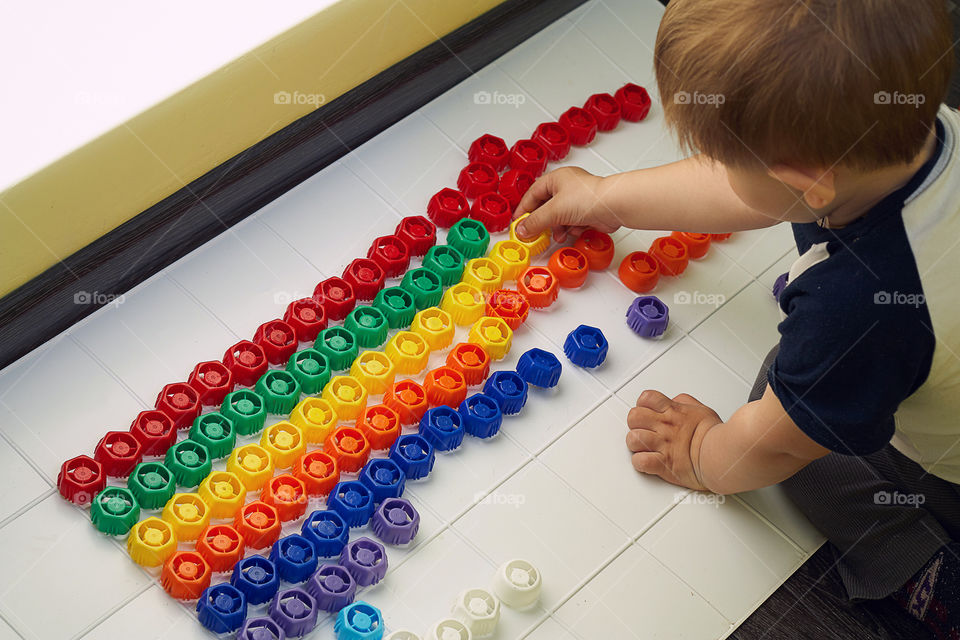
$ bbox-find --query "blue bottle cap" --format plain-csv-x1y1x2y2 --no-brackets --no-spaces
563,324,608,368
459,393,503,438
197,583,248,633
388,434,435,480
269,534,319,584
307,563,357,612
626,295,669,338
268,588,319,638
418,406,465,451
482,371,528,415
340,537,388,587
358,458,406,503
231,555,280,606
238,616,287,640
334,601,384,640
327,481,376,528
301,509,350,557
370,498,420,545
772,272,789,301
516,348,562,388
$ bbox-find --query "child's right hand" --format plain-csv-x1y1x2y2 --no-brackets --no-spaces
514,167,621,243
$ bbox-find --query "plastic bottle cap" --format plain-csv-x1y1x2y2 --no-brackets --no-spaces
189,360,235,406
270,534,319,584
457,162,500,199
388,434,436,480
358,405,402,451
670,231,711,260
254,320,299,366
196,524,245,572
384,379,430,426
498,169,535,211
470,191,513,232
196,583,248,634
343,258,386,302
91,486,140,535
386,631,422,640
490,241,530,282
462,257,503,293
452,588,501,637
223,340,269,387
446,342,491,386
486,289,530,330
419,405,466,451
291,451,338,498
626,295,670,338
198,471,247,519
395,216,438,256
427,188,470,228
94,431,143,478
128,461,176,509
385,331,431,375
559,106,598,145
548,247,590,288
509,213,551,257
161,550,212,600
373,286,416,329
338,537,389,588
269,588,319,637
468,317,513,361
563,324,609,368
508,139,549,177
493,559,542,609
231,555,280,606
307,563,357,613
238,617,287,640
411,307,455,350
127,516,178,567
227,444,275,491
532,121,572,161
584,92,622,131
284,297,328,343
516,348,563,388
368,234,411,278
459,393,503,439
401,267,444,310
156,382,202,430
164,440,212,488
188,413,237,460
254,370,301,415
423,245,466,286
325,426,372,473
772,272,789,301
235,500,282,549
160,493,210,542
322,376,369,421
615,82,652,121
440,282,485,326
315,276,357,321
328,481,376,528
710,232,733,241
130,410,177,456
335,601,384,640
285,348,331,395
618,251,660,293
574,229,616,270
424,367,468,409
301,510,350,558
348,351,396,396
468,134,509,171
345,306,389,349
483,371,529,415
425,619,472,640
217,390,265,438
649,236,689,276
259,421,306,469
517,266,559,308
446,218,491,260
359,457,406,503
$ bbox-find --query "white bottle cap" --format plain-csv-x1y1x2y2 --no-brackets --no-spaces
492,559,542,609
452,588,500,637
386,632,422,640
424,618,473,640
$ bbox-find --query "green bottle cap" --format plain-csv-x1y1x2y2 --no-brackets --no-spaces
127,461,176,509
221,389,267,436
315,326,359,371
90,486,141,535
447,218,490,259
344,306,389,348
187,413,236,459
422,245,465,286
401,268,444,309
164,440,212,488
373,287,416,329
286,348,331,394
254,370,302,414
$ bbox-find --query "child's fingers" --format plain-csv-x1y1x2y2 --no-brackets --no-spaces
635,389,674,413
627,406,661,430
515,200,561,240
625,427,663,453
631,451,672,480
515,173,555,217
672,392,705,406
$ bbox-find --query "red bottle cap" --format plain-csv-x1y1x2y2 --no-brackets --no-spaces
548,247,590,288
94,431,143,478
486,289,530,330
324,426,371,473
314,276,357,321
517,266,559,308
294,450,339,497
260,474,308,522
468,134,510,170
532,122,572,161
254,320,299,365
615,83,652,122
357,404,402,450
283,297,327,343
670,231,711,259
130,410,177,456
367,235,411,278
57,455,106,505
343,258,386,301
618,251,661,293
196,524,245,572
188,360,234,406
498,169,536,211
446,342,491,386
559,106,598,145
427,188,470,228
649,236,689,276
470,192,513,233
383,379,429,426
395,216,437,256
161,551,212,600
583,92,622,131
155,382,201,430
710,232,732,241
223,340,269,387
508,139,549,177
574,229,616,270
457,162,500,199
235,500,282,549
424,366,468,408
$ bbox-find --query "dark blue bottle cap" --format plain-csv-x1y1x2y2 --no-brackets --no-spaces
301,509,350,557
358,458,406,503
772,272,789,301
307,563,357,612
482,371,528,415
626,295,669,338
269,534,319,584
516,348,562,388
231,555,280,606
459,393,503,438
388,434,435,480
340,537,388,587
418,406,465,451
334,601,384,640
563,324,608,368
238,616,287,640
268,588,318,638
327,481,376,528
370,497,420,545
197,583,248,633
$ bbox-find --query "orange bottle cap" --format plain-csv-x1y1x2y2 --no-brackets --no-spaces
293,450,340,496
548,247,589,288
710,232,732,241
446,342,491,386
649,236,689,276
424,366,468,408
234,500,282,549
196,524,245,572
618,251,661,293
574,229,616,270
357,404,402,450
670,231,711,259
384,379,430,426
260,474,308,522
517,266,559,308
324,426,371,473
161,550,212,600
486,289,530,330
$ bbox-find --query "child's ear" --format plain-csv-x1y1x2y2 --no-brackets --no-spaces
767,165,836,210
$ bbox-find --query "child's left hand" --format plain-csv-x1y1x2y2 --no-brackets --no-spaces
626,390,723,491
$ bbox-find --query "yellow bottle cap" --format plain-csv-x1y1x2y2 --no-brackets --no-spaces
441,282,486,326
468,316,514,360
289,397,338,443
128,517,178,567
490,241,531,282
385,331,431,375
350,351,397,395
321,376,368,421
259,421,307,468
160,493,211,542
510,213,551,256
226,443,275,491
411,307,455,351
197,471,247,520
462,258,504,293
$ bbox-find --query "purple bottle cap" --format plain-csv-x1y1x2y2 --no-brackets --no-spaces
238,616,287,640
268,588,318,638
772,272,789,301
626,295,669,337
370,497,420,545
340,537,388,587
306,564,357,612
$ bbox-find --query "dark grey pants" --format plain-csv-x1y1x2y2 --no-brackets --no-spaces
752,346,960,601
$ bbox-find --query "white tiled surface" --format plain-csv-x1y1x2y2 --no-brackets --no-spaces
0,1,821,638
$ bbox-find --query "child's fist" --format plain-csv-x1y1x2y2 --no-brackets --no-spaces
515,167,620,243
